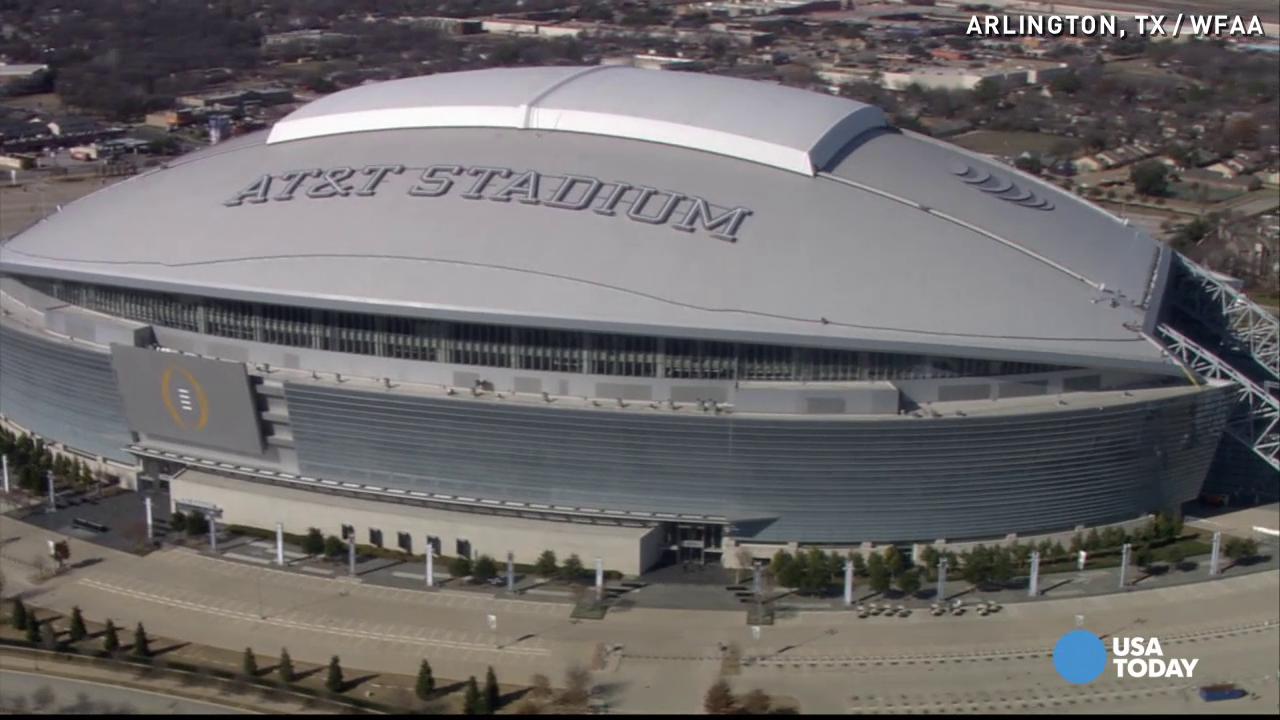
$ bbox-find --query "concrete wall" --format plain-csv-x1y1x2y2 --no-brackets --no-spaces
169,469,662,575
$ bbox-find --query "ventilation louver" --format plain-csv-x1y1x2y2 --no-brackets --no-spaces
950,162,1054,211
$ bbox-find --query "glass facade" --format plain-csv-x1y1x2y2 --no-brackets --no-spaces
16,276,1064,382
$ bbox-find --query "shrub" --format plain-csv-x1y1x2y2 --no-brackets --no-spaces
416,659,435,700
323,535,345,559
449,556,473,579
534,550,557,577
278,648,294,683
473,555,498,582
68,606,87,641
102,619,119,653
132,622,150,658
705,678,736,714
303,528,325,556
242,647,258,677
325,655,344,693
11,598,28,630
484,665,500,713
463,676,482,715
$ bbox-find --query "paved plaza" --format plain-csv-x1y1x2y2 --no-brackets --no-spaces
2,511,1278,714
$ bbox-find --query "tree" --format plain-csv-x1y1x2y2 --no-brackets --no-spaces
1130,160,1169,197
303,528,325,556
25,618,42,645
416,659,435,700
463,676,482,715
739,688,773,714
1014,153,1043,175
851,552,867,578
973,77,1002,104
1224,537,1259,563
560,666,591,708
278,648,294,683
325,655,344,693
473,555,498,583
69,606,87,642
896,568,922,596
1083,528,1103,552
484,665,500,713
704,678,736,714
882,546,907,577
132,622,150,658
530,673,552,699
323,535,345,559
11,597,28,630
560,554,585,582
868,559,892,595
187,512,209,537
534,550,557,577
449,555,473,579
242,647,258,677
1134,546,1153,570
102,619,120,654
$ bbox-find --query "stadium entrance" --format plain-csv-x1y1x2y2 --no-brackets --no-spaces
666,522,723,565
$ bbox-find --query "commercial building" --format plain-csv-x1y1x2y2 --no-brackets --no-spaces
0,67,1233,573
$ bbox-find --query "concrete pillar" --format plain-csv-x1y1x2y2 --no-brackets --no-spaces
275,522,285,566
1077,550,1087,571
752,562,762,596
1119,543,1131,588
348,536,356,577
1028,551,1040,598
2,454,9,493
207,512,217,553
595,557,604,600
46,471,56,513
425,547,434,588
1209,531,1222,576
144,497,154,542
506,551,515,593
937,557,948,601
843,558,854,606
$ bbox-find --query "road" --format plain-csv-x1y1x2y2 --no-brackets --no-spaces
1,519,1277,714
0,668,248,714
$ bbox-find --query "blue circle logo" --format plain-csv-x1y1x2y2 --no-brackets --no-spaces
1053,630,1107,684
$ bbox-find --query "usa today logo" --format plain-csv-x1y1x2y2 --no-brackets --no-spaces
1053,630,1199,683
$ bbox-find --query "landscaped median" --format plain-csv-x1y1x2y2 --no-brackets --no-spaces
0,597,600,714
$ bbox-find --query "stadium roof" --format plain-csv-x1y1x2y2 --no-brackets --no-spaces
268,66,889,177
0,67,1178,374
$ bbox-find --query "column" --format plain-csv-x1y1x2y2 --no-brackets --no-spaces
1209,531,1222,576
1119,543,1131,588
2,454,9,493
348,536,356,577
595,557,604,600
752,562,762,596
506,551,515,593
144,497,154,542
426,547,434,588
46,471,56,513
208,511,217,553
937,557,948,601
275,522,285,566
843,558,854,606
1028,550,1040,598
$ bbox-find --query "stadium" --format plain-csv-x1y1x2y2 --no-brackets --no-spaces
0,66,1257,574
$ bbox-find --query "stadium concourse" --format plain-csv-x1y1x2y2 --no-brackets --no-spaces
0,66,1237,574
